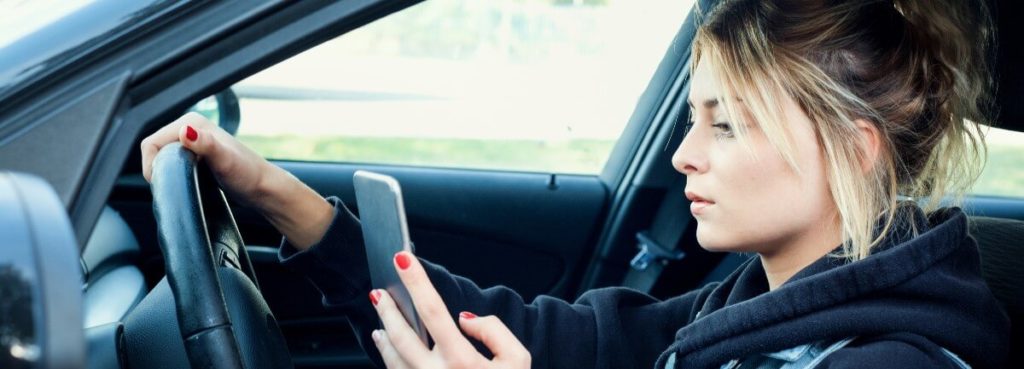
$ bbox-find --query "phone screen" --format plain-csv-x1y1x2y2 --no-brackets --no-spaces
352,170,429,344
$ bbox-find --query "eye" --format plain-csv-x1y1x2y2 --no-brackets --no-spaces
712,122,734,138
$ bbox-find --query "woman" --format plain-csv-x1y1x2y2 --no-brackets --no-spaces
140,0,1010,368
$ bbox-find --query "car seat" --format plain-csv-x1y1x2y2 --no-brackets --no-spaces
970,217,1024,365
82,206,147,328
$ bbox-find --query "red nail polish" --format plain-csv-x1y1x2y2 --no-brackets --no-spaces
395,252,411,270
459,311,477,320
185,126,198,141
369,290,380,305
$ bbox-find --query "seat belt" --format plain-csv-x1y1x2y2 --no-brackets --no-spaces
622,176,690,293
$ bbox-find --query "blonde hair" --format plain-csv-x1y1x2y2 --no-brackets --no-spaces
692,0,995,260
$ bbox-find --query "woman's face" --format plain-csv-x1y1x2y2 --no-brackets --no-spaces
672,61,838,256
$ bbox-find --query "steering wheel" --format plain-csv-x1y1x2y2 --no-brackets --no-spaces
121,143,292,369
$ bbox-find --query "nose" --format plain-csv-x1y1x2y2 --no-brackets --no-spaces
672,124,707,176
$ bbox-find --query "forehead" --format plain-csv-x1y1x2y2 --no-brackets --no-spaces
688,61,724,108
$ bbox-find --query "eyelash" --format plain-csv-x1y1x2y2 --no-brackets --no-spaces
712,122,734,139
682,115,734,139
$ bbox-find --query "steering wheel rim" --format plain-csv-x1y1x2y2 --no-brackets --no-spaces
149,142,266,369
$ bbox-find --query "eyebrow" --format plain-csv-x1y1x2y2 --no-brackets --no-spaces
687,97,719,109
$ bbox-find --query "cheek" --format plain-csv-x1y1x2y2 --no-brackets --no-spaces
696,143,825,252
699,160,790,249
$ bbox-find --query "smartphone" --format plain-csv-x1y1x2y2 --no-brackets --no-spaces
352,170,429,344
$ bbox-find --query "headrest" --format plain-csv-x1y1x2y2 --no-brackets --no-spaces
992,0,1024,132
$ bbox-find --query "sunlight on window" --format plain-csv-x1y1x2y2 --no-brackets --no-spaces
972,126,1024,198
234,0,695,174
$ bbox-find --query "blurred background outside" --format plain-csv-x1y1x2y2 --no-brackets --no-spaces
231,0,692,173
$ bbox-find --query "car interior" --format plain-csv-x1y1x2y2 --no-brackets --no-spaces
0,0,1020,368
82,1,1024,368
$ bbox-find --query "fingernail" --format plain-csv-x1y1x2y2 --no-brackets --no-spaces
369,290,381,305
394,252,411,270
185,125,198,141
459,311,476,320
371,329,381,341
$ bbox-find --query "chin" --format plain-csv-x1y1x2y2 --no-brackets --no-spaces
698,242,746,253
695,226,751,254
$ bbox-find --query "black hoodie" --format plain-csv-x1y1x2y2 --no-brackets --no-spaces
279,198,1010,368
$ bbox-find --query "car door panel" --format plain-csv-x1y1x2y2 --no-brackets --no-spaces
964,196,1024,220
273,162,608,296
139,161,612,303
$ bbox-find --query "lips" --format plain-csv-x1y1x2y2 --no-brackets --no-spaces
685,190,715,215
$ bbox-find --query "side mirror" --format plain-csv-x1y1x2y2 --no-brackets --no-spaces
0,172,84,369
188,88,241,136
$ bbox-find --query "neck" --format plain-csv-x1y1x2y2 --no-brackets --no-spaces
760,215,842,290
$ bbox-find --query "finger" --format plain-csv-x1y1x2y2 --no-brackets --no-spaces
176,114,224,159
372,329,412,369
140,112,212,182
370,289,432,363
393,252,475,353
458,313,530,365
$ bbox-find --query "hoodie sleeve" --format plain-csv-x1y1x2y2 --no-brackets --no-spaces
278,196,708,369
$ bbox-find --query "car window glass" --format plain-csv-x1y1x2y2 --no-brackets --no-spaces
0,0,94,49
231,0,694,174
972,126,1024,198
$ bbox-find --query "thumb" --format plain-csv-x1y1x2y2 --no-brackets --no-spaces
458,313,530,365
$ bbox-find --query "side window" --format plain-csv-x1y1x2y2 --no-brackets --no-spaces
231,0,692,174
972,126,1024,198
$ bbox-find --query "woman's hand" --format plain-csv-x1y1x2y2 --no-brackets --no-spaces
369,252,531,369
139,112,333,249
140,112,271,202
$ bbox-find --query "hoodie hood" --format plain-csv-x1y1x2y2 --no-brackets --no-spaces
658,205,1010,368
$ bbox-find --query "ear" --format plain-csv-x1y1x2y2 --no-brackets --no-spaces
854,119,882,173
